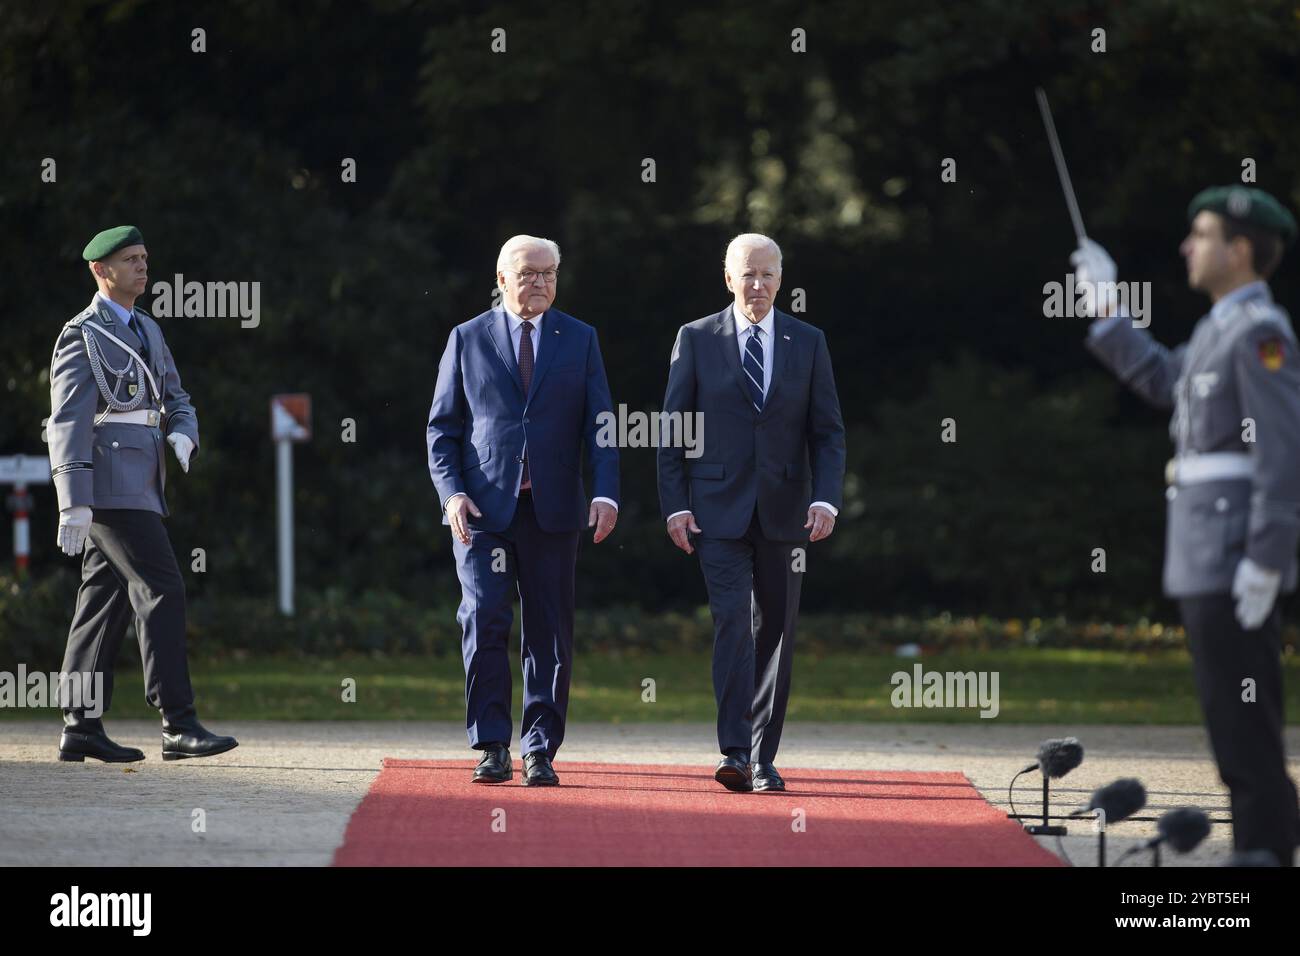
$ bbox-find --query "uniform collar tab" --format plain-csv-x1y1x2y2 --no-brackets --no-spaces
1211,280,1271,324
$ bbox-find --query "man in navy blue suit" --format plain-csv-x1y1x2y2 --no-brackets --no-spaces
658,234,846,792
427,235,619,786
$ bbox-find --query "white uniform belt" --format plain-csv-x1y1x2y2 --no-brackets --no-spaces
96,409,161,427
1165,452,1253,486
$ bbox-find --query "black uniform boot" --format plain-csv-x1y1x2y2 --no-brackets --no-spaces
58,712,145,763
160,708,238,760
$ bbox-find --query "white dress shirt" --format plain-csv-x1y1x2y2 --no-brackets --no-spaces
666,304,838,523
734,303,775,394
505,306,543,364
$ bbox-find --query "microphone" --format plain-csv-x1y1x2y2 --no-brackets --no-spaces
1070,778,1147,823
1021,737,1084,778
1148,807,1211,853
1017,738,1085,836
1072,778,1146,867
1117,807,1211,864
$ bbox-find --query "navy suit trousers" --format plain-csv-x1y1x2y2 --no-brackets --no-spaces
693,508,804,763
452,492,579,758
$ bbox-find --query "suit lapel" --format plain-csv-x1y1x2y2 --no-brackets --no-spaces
713,306,757,414
524,309,559,407
485,307,524,398
761,310,793,414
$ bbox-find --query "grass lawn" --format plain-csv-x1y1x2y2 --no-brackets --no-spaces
3,648,1296,723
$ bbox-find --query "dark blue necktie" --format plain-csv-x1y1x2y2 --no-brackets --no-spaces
742,325,764,412
126,314,151,366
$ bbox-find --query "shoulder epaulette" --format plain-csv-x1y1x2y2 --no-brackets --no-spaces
1228,298,1297,349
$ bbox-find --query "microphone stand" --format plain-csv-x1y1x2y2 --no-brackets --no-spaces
1025,776,1067,837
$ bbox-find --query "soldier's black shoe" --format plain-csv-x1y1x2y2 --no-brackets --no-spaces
472,744,512,783
752,763,786,792
160,714,238,760
522,752,559,786
714,755,753,792
58,716,144,763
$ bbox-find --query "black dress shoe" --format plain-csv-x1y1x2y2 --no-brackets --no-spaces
752,763,786,792
522,752,559,786
58,716,144,763
472,744,512,783
714,755,753,792
160,714,238,761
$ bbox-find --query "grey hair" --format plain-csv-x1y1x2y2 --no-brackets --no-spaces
724,233,782,272
497,235,562,274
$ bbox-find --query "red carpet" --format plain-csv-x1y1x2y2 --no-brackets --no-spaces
333,760,1063,866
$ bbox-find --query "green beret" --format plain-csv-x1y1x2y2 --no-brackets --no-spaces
1187,186,1297,243
82,225,144,262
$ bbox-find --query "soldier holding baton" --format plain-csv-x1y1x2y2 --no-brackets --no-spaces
1076,188,1300,866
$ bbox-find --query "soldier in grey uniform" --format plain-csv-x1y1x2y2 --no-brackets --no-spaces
49,225,237,762
1076,186,1300,866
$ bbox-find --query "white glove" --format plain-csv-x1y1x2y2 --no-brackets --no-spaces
57,506,92,557
1232,558,1282,630
1069,238,1119,317
167,433,194,473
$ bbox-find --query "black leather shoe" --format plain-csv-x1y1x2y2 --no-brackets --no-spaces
714,755,753,792
752,763,786,792
160,714,238,761
58,716,144,763
472,744,512,783
522,752,559,786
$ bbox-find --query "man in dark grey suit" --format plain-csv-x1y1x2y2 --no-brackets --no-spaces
1078,187,1300,865
657,233,846,792
48,225,237,763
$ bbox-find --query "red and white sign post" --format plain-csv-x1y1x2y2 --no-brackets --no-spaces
1,455,52,579
270,395,312,616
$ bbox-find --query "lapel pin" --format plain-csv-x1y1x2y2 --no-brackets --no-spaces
783,334,790,340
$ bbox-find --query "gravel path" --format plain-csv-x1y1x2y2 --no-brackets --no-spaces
2,720,1296,866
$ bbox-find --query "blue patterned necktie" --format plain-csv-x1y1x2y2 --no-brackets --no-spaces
742,325,764,412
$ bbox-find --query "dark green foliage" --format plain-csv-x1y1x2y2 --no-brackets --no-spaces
2,1,1298,630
